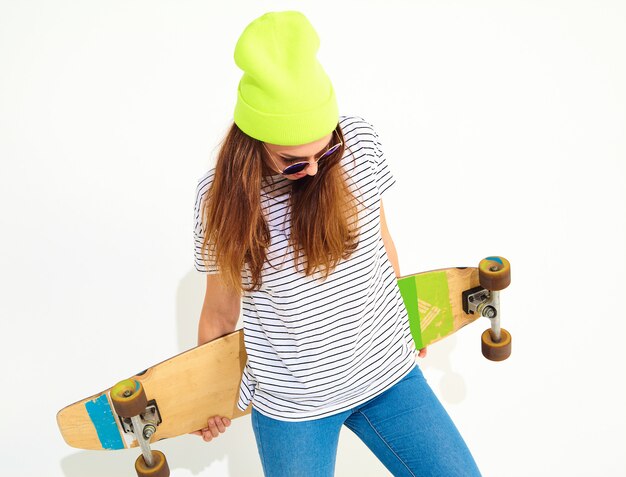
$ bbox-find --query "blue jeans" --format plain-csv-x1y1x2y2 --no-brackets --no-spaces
251,365,482,477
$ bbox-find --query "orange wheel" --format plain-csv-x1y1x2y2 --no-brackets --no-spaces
478,256,511,291
110,379,147,418
135,450,170,477
481,328,512,361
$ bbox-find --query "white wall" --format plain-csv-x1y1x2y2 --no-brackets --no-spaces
1,1,624,476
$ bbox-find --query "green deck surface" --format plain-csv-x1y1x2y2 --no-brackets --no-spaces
397,271,453,349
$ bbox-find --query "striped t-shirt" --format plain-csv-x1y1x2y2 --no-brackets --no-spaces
193,115,416,421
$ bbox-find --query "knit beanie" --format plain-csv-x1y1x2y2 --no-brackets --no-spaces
233,11,339,146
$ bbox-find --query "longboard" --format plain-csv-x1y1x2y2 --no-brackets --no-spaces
57,259,511,452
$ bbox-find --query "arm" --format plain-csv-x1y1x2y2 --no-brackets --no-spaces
197,273,241,345
380,200,400,278
380,200,427,358
193,273,241,441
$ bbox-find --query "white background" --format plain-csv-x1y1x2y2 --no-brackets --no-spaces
1,1,624,476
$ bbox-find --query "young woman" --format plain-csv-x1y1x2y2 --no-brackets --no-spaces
192,11,482,477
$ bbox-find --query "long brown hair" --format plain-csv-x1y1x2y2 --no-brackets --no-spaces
200,122,359,292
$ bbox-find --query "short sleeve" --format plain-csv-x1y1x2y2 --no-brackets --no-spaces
193,172,220,274
367,121,396,197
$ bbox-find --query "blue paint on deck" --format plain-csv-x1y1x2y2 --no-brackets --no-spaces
85,394,125,450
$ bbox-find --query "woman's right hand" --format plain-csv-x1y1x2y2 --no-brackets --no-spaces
190,416,231,442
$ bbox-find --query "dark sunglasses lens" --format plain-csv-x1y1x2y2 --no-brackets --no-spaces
283,162,308,175
320,143,341,160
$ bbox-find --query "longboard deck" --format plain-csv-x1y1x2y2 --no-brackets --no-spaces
399,267,481,349
57,266,481,451
57,330,249,451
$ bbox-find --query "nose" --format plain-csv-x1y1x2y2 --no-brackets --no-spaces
306,161,318,176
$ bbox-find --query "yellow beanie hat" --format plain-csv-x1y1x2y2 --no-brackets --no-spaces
233,11,339,146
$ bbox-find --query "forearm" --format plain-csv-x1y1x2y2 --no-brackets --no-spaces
379,201,401,277
197,308,239,346
384,235,401,278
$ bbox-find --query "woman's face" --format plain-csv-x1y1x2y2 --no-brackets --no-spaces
263,132,333,180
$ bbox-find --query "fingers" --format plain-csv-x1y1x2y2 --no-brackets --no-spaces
418,347,428,358
213,416,230,434
194,416,231,442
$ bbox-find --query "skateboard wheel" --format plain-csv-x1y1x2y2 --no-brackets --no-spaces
135,450,170,477
110,379,148,418
478,256,511,291
481,328,512,361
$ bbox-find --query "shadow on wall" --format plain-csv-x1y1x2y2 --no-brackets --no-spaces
419,334,468,404
176,269,208,352
60,269,261,476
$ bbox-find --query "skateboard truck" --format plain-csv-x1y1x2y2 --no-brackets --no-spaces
463,287,503,341
119,400,161,436
110,380,170,477
462,257,512,361
119,400,162,467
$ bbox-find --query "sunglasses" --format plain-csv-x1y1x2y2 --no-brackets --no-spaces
262,130,343,176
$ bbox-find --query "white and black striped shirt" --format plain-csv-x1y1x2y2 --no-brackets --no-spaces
193,115,416,421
